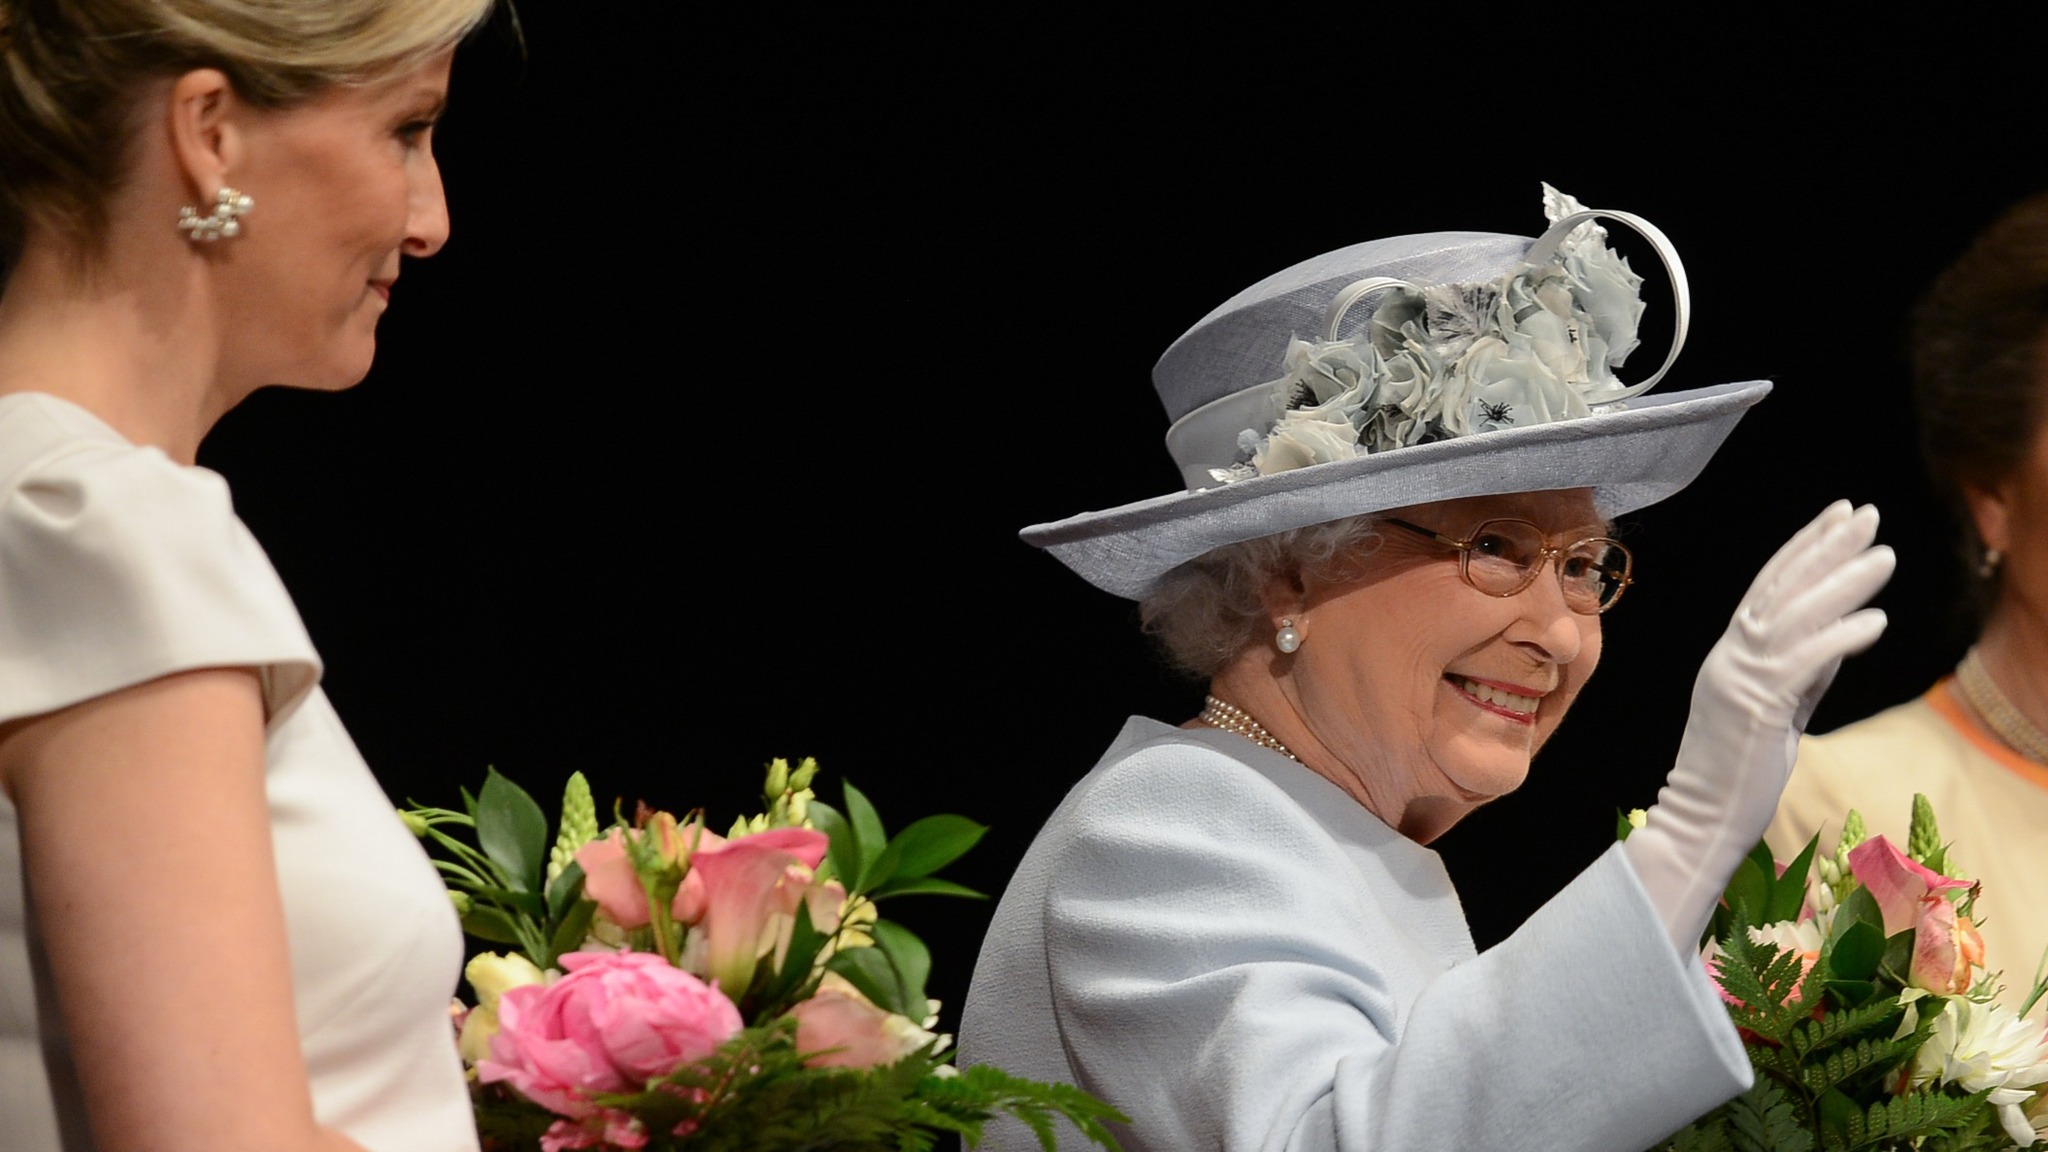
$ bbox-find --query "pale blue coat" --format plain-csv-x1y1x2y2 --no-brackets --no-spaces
960,718,1751,1151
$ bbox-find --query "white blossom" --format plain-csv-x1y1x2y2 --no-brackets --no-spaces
1908,997,2048,1146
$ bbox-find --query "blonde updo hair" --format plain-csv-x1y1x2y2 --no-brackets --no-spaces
0,0,498,260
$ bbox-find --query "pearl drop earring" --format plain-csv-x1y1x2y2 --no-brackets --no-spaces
1274,618,1302,654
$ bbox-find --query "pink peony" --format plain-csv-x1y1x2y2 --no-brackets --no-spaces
1847,836,1971,936
479,951,742,1119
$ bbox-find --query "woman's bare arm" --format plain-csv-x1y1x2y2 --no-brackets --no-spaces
1,668,368,1152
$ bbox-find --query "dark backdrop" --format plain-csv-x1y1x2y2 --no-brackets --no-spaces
194,11,2048,1027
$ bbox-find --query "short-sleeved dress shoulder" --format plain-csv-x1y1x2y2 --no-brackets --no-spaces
0,392,479,1152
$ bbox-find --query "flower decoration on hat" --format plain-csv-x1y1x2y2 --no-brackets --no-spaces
1211,185,1651,485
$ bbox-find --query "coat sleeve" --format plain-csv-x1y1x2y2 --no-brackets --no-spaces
1039,744,1751,1152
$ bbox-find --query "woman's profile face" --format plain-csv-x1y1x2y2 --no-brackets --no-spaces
1287,488,1606,841
215,50,455,392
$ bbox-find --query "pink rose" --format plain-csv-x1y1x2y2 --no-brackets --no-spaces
788,973,938,1069
1847,836,1972,936
575,818,727,929
479,951,742,1119
1909,894,1987,995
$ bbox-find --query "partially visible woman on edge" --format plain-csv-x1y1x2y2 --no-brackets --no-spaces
0,2,498,1150
960,186,1896,1150
1770,194,2048,1000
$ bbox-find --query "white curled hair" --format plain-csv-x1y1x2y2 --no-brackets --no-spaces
1140,514,1383,679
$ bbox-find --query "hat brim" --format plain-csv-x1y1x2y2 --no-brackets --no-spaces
1022,379,1773,600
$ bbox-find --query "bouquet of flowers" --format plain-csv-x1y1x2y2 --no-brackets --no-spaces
403,758,1123,1152
1638,796,2048,1151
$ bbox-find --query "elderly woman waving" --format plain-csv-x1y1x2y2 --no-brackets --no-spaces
960,187,1895,1151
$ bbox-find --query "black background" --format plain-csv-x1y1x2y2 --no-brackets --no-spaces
193,11,2048,1027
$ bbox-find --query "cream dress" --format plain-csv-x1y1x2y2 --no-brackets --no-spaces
1770,681,2048,1009
0,393,479,1151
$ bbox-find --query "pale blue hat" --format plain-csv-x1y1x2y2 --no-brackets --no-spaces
1023,190,1772,599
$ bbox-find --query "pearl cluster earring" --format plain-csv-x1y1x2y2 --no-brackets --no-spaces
1274,617,1302,654
178,187,254,243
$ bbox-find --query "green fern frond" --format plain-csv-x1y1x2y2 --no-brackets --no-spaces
1837,1088,1988,1148
1725,1080,1812,1152
1787,1001,1904,1062
1796,1035,1915,1097
1658,1121,1735,1152
1715,930,1815,1044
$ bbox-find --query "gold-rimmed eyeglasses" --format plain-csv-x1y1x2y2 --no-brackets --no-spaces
1381,517,1635,614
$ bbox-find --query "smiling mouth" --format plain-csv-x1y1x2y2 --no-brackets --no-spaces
1447,676,1541,722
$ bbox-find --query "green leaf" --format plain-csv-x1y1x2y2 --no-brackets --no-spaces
888,814,989,880
1829,919,1883,983
461,904,523,945
843,780,888,874
756,900,831,1012
477,767,550,895
1836,886,1883,935
1615,809,1637,842
1746,839,1778,884
1723,857,1771,933
871,876,986,901
545,859,585,923
859,839,903,894
1820,979,1877,1010
828,944,909,1017
810,800,861,893
872,919,932,1022
467,883,545,919
546,898,596,967
1880,929,1914,987
1766,836,1820,925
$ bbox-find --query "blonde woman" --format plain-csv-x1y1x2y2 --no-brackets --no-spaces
0,2,499,1150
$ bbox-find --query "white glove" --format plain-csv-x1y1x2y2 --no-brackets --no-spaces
1624,501,1896,950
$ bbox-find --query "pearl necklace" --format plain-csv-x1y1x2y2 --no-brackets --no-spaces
1955,647,2048,765
1198,695,1299,762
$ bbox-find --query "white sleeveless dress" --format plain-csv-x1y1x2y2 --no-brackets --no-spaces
0,392,479,1151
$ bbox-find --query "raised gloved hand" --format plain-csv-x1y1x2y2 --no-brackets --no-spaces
1623,500,1896,950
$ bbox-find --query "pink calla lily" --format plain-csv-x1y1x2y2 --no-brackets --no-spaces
686,827,831,999
1846,835,1970,936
